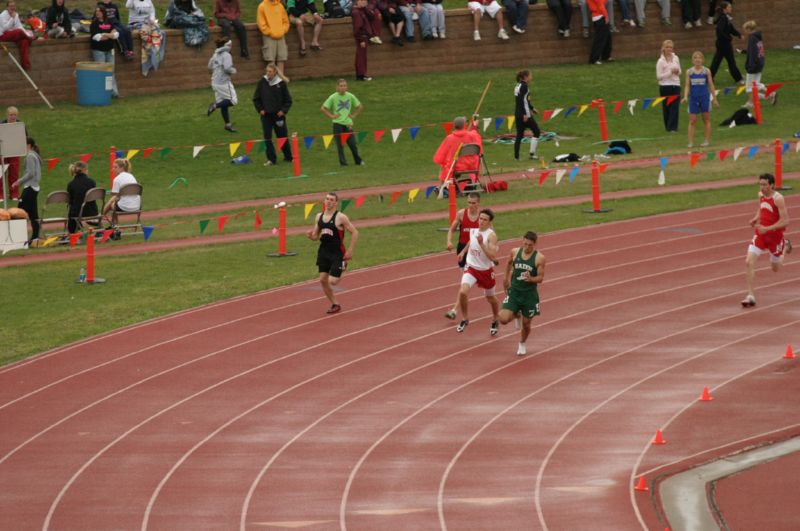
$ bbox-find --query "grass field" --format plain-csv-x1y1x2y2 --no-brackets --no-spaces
2,52,798,365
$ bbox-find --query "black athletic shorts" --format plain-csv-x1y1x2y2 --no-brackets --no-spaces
317,247,345,278
456,241,467,269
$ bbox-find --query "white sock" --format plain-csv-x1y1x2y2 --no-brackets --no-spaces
529,137,539,155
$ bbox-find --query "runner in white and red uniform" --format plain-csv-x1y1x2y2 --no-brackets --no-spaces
444,191,481,320
453,208,501,335
742,173,792,307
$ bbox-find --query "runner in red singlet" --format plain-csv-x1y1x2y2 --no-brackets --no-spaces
444,191,481,319
742,173,792,307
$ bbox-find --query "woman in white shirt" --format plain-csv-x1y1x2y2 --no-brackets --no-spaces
103,158,141,220
126,0,156,27
656,39,681,133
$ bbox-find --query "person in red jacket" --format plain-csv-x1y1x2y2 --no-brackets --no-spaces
587,0,612,64
433,115,482,183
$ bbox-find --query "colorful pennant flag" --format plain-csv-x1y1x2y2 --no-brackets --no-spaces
660,157,668,171
723,86,734,96
765,83,783,97
115,150,124,158
304,136,314,150
99,229,114,243
126,149,139,160
628,99,638,115
733,147,744,161
244,140,255,154
388,191,402,206
304,203,316,219
555,169,565,185
542,110,553,122
41,235,60,247
340,199,351,212
391,128,402,143
322,134,334,149
690,153,701,168
568,166,580,183
706,151,716,161
482,117,491,131
142,226,154,241
79,153,92,163
782,142,790,155
374,130,385,143
217,215,229,233
442,122,453,135
665,95,679,107
254,211,263,229
47,158,59,171
228,143,240,157
199,219,210,234
564,106,577,119
494,117,504,131
658,169,665,186
652,97,665,107
578,104,590,117
355,195,367,208
408,188,420,202
719,149,730,161
736,85,746,96
748,145,759,159
642,98,653,111
551,108,563,120
277,137,288,151
341,132,352,145
425,185,437,198
192,145,205,158
613,100,625,114
142,147,153,159
408,127,420,140
598,162,609,174
160,147,172,159
506,116,515,131
538,171,550,186
68,232,82,247
357,131,368,144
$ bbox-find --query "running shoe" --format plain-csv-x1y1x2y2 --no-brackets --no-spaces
326,304,342,314
490,320,499,336
784,238,792,254
740,295,756,308
444,310,457,320
517,343,527,356
457,320,469,332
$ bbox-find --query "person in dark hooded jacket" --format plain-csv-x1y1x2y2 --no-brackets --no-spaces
740,19,776,108
46,0,73,37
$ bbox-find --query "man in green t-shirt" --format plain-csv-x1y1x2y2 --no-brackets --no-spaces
498,231,546,356
320,79,364,166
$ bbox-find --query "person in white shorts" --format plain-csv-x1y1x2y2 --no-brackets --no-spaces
467,0,509,41
454,208,501,335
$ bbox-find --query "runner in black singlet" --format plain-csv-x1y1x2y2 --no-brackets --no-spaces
307,192,359,314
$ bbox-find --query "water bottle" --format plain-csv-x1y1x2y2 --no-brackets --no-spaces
78,267,86,283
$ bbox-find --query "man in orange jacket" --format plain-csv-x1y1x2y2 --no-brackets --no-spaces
433,115,483,185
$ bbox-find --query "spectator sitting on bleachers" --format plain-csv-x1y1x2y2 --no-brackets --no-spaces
0,0,35,70
468,0,508,41
257,0,290,78
166,0,208,46
376,0,404,45
502,0,527,35
421,0,445,38
89,6,120,97
214,0,250,58
98,0,134,58
125,0,155,28
633,0,670,27
287,0,323,56
546,0,573,37
46,0,74,38
397,0,431,42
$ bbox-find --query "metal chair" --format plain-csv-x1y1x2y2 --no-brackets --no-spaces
452,143,491,193
111,183,143,234
75,187,105,231
39,190,70,237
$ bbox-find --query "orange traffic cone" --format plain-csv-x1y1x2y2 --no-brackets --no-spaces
699,387,713,401
634,475,649,492
652,429,666,445
784,345,795,359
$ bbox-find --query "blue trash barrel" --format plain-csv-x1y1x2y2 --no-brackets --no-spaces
75,62,114,106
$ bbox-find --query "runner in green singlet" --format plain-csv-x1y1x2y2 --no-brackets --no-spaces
498,231,545,356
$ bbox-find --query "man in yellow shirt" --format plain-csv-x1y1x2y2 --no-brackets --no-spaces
257,0,290,78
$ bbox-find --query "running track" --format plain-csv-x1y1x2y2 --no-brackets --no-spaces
1,198,798,530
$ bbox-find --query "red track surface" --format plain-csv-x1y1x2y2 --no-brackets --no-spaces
1,198,798,530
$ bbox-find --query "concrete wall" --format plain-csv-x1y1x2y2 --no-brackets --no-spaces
1,1,797,106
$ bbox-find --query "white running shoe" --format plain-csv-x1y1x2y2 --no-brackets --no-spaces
490,320,499,336
473,30,481,41
457,320,469,332
741,295,756,308
498,28,509,40
517,343,527,356
439,29,446,39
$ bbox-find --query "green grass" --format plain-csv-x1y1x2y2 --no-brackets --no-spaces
2,52,799,364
